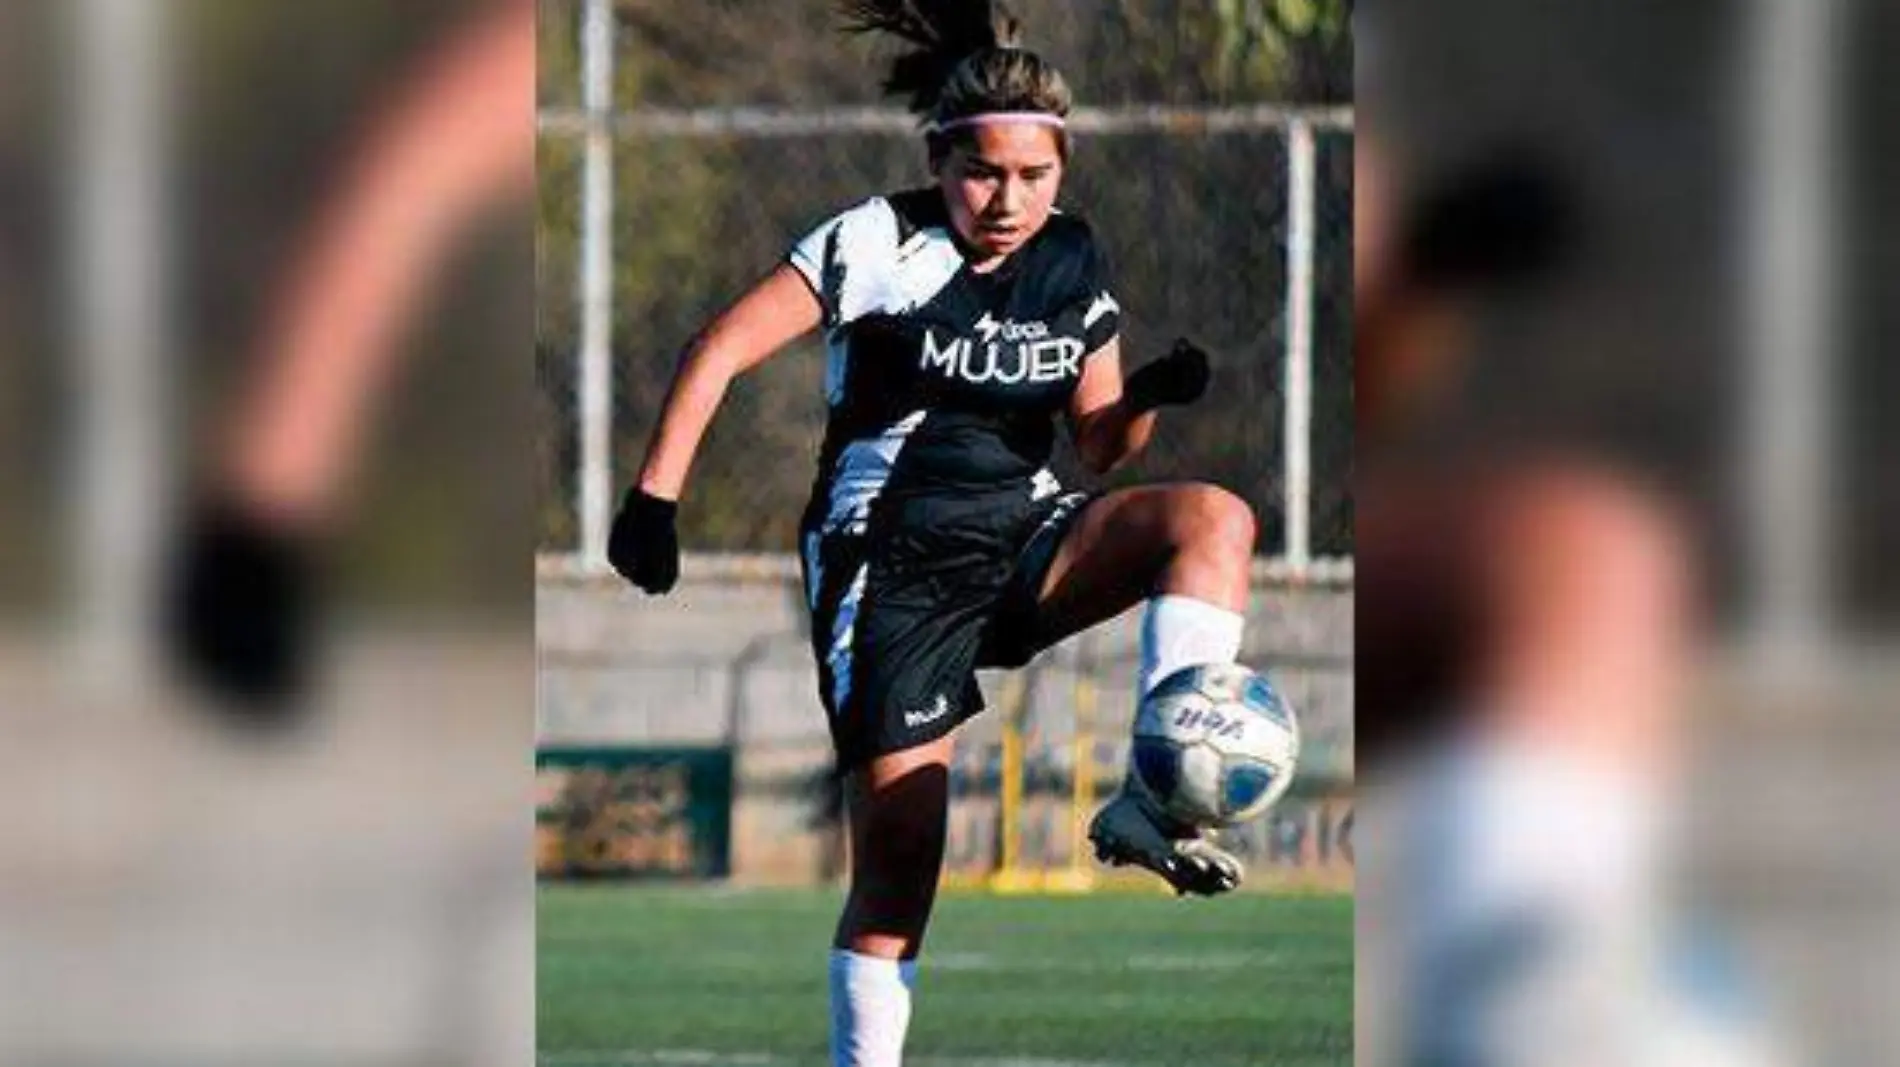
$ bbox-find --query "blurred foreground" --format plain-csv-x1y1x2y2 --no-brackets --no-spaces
0,627,533,1065
1358,0,1900,1063
0,2,534,1064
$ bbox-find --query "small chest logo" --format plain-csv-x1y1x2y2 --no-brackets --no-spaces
973,312,1047,343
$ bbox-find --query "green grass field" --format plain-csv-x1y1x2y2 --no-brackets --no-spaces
539,884,1352,1067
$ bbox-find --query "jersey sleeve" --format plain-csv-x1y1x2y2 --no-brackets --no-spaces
1077,231,1122,355
786,197,896,330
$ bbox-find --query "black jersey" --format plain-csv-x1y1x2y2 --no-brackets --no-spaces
787,188,1121,540
785,189,1122,765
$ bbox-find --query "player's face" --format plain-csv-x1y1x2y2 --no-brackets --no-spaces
936,123,1065,264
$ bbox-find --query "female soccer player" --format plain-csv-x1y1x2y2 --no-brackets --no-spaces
611,4,1258,1062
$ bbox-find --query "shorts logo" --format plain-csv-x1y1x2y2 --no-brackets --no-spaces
903,694,952,729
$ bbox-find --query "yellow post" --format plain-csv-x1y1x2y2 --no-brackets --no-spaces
989,674,1035,893
1071,675,1097,876
1031,672,1097,894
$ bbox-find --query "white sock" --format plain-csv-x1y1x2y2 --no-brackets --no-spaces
1364,736,1671,1066
1138,594,1245,696
828,949,917,1067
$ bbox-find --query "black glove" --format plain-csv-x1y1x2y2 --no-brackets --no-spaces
163,494,317,722
607,487,680,594
1402,151,1576,292
1124,338,1212,413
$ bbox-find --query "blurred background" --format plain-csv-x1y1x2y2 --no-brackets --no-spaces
532,1,1353,1064
1358,0,1900,1063
0,0,533,1064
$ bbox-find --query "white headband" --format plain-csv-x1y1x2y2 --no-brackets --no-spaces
926,111,1067,135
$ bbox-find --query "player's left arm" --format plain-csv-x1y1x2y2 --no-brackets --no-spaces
1068,338,1153,475
227,0,535,523
1068,336,1212,474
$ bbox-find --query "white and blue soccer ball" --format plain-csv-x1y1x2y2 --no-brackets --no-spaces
1130,663,1300,828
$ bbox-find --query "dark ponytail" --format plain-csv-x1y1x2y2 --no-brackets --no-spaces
839,0,1069,130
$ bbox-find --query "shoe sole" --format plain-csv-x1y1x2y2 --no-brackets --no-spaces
1087,822,1237,897
1087,818,1158,873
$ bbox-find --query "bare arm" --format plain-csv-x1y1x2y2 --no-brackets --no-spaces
635,263,823,500
1067,338,1157,475
229,0,536,524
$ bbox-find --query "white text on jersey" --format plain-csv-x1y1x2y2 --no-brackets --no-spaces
921,329,1083,386
973,313,1051,344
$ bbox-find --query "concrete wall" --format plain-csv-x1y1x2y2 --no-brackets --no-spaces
537,565,1353,753
537,562,1353,884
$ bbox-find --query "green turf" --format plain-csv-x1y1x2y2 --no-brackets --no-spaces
539,884,1352,1066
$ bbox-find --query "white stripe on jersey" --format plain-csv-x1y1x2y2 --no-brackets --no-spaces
822,409,928,535
801,531,824,612
882,225,963,313
791,197,962,406
823,333,851,407
1082,290,1120,330
827,562,869,714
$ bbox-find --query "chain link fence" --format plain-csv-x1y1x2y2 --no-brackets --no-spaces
538,112,1352,562
536,1,1354,571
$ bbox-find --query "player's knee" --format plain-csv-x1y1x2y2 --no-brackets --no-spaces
1175,484,1256,559
1487,468,1697,745
848,834,940,939
852,797,948,894
1500,470,1694,630
859,826,941,883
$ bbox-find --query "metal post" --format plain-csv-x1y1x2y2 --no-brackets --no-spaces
1741,0,1838,676
1283,119,1316,573
69,0,172,684
577,0,615,566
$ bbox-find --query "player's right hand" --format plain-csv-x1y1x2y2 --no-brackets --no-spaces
607,487,680,594
1402,151,1574,291
164,493,317,721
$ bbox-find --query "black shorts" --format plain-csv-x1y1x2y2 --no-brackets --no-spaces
799,488,1094,769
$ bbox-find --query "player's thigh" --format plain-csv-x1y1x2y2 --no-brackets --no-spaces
1026,484,1192,647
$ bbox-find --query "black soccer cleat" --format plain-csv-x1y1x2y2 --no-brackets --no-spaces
1088,782,1244,897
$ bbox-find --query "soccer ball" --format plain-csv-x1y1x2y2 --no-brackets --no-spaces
1130,663,1300,828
